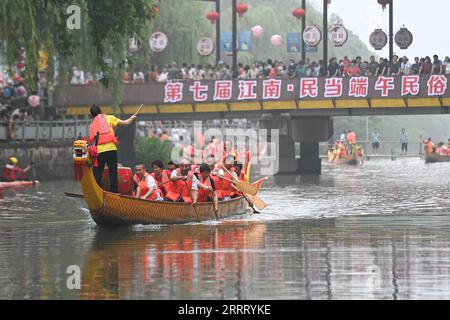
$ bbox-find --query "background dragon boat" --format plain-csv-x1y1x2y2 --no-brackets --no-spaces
328,145,365,166
424,153,450,163
71,140,255,227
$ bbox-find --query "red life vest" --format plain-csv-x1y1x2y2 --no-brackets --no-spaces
165,169,195,203
133,173,161,201
220,171,236,198
211,174,223,199
151,171,170,197
197,175,213,202
89,114,118,145
1,164,26,182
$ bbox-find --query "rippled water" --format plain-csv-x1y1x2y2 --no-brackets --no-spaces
1,158,450,299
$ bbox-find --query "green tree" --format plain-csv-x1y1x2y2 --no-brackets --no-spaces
0,0,158,113
135,137,174,166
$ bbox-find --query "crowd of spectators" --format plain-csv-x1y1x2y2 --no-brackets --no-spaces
0,73,32,122
69,54,450,86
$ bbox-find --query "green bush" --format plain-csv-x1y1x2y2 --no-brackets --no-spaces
135,137,174,168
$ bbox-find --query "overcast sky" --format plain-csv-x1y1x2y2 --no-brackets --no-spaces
309,0,449,59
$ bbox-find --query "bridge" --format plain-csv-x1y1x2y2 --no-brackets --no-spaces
49,74,448,175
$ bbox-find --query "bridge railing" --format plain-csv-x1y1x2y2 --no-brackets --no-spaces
0,120,90,142
53,74,450,109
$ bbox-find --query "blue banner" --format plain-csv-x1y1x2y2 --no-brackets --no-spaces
287,33,301,53
220,32,232,52
238,31,252,51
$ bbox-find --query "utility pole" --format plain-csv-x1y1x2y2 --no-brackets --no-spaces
216,0,221,65
389,0,394,61
323,0,328,70
301,0,306,62
232,0,237,77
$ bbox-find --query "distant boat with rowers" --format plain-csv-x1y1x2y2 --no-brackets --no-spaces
328,144,365,166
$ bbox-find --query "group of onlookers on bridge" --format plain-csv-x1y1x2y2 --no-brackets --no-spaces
67,53,450,86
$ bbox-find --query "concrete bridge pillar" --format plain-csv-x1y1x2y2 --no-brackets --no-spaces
291,117,333,175
259,116,333,175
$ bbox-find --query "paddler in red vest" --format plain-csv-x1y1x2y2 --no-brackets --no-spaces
150,160,170,197
233,163,245,182
133,164,163,201
346,130,357,146
89,104,137,193
1,157,33,182
196,163,219,214
165,158,199,204
166,161,177,175
217,154,239,201
207,154,224,199
424,138,434,155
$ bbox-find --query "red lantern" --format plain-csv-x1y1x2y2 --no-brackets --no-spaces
206,11,220,24
378,0,390,10
292,8,305,20
236,2,248,18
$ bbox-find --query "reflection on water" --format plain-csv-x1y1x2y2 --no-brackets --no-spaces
2,159,450,299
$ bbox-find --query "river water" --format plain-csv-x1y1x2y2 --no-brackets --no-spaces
1,158,450,300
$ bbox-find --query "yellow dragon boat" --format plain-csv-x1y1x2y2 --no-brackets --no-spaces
71,140,253,227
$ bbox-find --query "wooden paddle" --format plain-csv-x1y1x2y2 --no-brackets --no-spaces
184,180,201,223
211,173,267,212
244,193,267,211
218,162,258,196
30,150,36,185
65,192,84,199
207,176,220,221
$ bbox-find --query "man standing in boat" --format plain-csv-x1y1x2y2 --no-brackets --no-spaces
89,104,137,193
1,157,33,182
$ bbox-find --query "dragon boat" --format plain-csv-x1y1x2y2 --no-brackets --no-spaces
424,153,450,163
327,145,364,166
70,140,258,227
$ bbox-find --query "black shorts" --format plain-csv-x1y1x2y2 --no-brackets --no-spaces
372,142,380,149
401,143,408,151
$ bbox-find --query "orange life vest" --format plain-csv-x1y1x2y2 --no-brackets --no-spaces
347,132,357,144
220,171,236,198
197,175,213,202
133,173,161,201
165,169,195,203
211,174,223,199
425,142,434,154
151,171,170,197
89,114,118,145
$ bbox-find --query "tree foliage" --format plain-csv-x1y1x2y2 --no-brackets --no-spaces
0,0,157,112
135,136,174,166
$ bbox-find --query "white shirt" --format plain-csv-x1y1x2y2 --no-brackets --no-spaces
157,72,168,82
401,61,411,75
146,175,163,201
